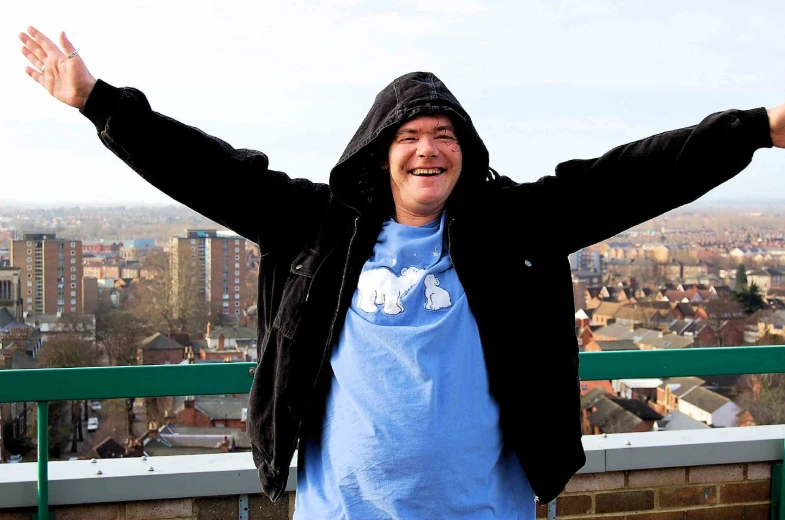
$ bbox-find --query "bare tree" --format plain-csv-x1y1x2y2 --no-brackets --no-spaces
126,250,208,334
38,334,100,455
737,373,785,425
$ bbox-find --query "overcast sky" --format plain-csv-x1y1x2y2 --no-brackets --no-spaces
2,0,784,208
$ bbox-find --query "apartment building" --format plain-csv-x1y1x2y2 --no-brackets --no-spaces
169,230,246,318
10,233,83,316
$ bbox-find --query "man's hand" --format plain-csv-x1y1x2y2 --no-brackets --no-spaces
768,101,785,149
19,26,97,109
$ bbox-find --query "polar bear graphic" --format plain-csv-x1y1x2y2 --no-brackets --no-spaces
357,266,425,315
424,274,452,311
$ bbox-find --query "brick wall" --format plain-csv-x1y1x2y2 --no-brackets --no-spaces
536,462,773,519
0,492,295,520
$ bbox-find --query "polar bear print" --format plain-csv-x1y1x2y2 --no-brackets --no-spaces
424,274,452,311
357,266,425,315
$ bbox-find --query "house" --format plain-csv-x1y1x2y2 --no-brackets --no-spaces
88,436,125,459
655,409,711,431
677,386,744,427
581,387,662,435
171,394,249,429
202,323,257,362
137,332,185,365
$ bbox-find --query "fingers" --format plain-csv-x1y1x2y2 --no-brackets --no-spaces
28,25,63,57
20,46,44,71
23,65,46,89
19,31,48,63
59,31,76,55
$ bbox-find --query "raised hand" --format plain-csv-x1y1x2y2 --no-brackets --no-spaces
19,26,97,109
768,101,785,149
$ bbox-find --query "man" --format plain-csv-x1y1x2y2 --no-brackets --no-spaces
19,26,785,519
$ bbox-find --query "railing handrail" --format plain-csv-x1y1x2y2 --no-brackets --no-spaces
0,345,784,403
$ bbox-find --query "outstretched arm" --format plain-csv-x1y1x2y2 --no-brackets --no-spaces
499,106,776,257
19,26,329,251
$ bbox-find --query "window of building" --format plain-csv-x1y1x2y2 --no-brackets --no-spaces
70,258,76,264
234,286,239,291
70,275,76,281
26,241,32,246
26,266,31,271
234,278,240,284
70,291,76,297
70,299,76,305
235,301,240,307
234,270,240,276
70,267,76,272
27,281,32,287
235,294,240,299
26,257,32,263
235,239,240,245
235,310,240,314
235,263,240,268
191,239,196,244
235,247,240,253
70,283,76,288
234,255,240,261
57,299,64,305
70,242,76,247
26,290,31,295
223,310,229,314
57,307,64,313
70,250,76,256
26,249,31,254
27,274,31,278
27,298,32,303
223,302,229,308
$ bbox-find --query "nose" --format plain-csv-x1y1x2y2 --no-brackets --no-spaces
417,135,439,158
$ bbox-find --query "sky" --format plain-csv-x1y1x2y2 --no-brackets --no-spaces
2,0,785,208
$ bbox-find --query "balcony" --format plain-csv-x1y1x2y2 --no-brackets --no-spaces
0,346,783,520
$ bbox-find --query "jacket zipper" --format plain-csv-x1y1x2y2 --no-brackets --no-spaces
280,215,359,499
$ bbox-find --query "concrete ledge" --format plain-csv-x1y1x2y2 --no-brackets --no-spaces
0,425,783,508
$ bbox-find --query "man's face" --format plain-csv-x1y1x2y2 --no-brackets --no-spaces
383,114,463,224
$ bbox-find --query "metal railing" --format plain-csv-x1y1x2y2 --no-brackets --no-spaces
0,346,784,520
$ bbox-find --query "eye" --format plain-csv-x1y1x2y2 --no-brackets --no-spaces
436,134,456,141
398,137,417,142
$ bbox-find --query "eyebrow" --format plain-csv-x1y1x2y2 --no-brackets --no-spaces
395,125,455,136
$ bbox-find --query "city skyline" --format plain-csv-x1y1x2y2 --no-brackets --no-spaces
3,0,785,205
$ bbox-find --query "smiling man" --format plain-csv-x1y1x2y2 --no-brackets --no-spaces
384,115,463,226
20,25,785,519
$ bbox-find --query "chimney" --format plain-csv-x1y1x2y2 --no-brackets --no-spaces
206,321,212,337
147,421,159,439
184,396,195,409
2,353,12,369
218,333,225,351
187,348,195,364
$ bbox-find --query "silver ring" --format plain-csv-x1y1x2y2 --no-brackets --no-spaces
67,50,79,59
40,64,45,73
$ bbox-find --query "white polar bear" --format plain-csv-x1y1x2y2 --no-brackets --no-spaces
424,274,452,311
357,266,425,315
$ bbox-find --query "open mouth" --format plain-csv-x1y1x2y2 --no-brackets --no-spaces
410,168,445,177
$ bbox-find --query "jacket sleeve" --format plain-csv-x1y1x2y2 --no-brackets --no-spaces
501,107,773,257
80,79,329,252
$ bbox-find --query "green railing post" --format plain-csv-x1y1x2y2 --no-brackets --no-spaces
36,402,48,520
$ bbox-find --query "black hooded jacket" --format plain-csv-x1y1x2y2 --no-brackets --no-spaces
81,71,772,505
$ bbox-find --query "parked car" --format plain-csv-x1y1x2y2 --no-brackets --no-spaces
87,417,98,432
7,454,23,463
90,401,101,411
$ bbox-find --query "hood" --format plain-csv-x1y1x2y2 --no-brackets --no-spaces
329,71,491,214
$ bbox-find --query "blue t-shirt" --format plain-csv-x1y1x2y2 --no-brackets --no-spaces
295,212,534,519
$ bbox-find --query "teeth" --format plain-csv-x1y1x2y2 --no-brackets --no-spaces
411,169,443,175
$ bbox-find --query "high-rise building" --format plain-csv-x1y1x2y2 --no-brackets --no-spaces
169,230,246,318
10,233,83,316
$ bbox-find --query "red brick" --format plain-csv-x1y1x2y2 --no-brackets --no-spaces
743,503,771,520
626,513,687,520
556,494,592,516
686,505,744,520
658,485,717,508
595,490,654,513
719,481,770,504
